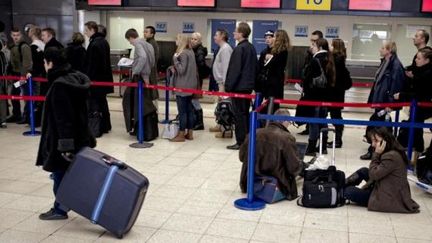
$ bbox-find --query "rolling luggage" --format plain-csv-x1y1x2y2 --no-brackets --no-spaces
56,147,149,239
298,128,345,208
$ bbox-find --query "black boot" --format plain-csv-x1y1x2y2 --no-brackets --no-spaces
345,172,361,187
327,125,343,148
360,146,373,160
298,124,310,135
193,109,204,130
306,139,317,157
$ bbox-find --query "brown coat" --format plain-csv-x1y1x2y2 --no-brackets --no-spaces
239,123,302,200
368,151,420,213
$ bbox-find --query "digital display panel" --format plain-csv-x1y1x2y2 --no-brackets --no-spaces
241,0,281,8
177,0,215,7
88,0,122,5
349,0,392,11
422,0,432,12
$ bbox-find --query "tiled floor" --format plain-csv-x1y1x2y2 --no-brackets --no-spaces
0,97,432,243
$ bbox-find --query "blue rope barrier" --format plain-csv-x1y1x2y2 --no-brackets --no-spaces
23,77,41,136
130,79,153,149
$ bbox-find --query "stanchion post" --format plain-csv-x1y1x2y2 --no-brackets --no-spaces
23,76,41,136
130,79,153,148
234,111,266,211
407,100,417,163
253,92,262,110
394,110,400,137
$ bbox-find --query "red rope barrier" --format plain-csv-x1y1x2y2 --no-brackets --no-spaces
0,95,45,101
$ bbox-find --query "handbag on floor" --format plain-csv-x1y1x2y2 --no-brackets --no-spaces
254,176,286,204
162,120,179,139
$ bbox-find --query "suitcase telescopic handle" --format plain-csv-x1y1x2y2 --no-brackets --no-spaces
101,155,128,169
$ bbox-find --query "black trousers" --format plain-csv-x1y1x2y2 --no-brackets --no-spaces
10,75,22,119
89,95,111,133
231,97,251,145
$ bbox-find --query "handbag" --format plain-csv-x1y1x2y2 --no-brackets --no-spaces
161,121,179,139
311,58,327,89
88,111,102,138
254,176,286,204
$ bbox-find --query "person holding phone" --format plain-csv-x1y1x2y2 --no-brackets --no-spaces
344,127,419,213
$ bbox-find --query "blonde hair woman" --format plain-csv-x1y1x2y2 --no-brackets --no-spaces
170,34,198,142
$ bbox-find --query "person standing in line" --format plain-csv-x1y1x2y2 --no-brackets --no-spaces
190,32,210,131
225,22,258,150
256,29,291,113
297,30,323,136
327,39,352,148
65,32,86,73
255,30,275,97
143,26,160,104
360,41,406,160
41,28,64,51
84,21,114,135
405,29,430,79
303,38,336,156
170,34,198,142
8,27,32,124
0,40,7,128
26,26,46,127
124,28,157,137
209,28,233,138
37,47,95,220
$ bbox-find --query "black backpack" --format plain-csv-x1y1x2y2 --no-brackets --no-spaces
214,99,235,130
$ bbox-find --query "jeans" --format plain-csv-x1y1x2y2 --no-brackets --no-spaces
231,97,251,145
344,167,372,207
309,107,328,140
176,95,195,131
52,171,67,215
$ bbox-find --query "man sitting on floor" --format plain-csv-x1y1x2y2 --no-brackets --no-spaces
239,109,303,200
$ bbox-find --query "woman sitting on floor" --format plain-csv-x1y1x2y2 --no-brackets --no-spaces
344,127,420,213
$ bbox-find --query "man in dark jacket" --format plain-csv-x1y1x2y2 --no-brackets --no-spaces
144,26,160,101
36,47,95,220
239,109,302,200
84,21,114,135
41,28,64,51
225,22,258,150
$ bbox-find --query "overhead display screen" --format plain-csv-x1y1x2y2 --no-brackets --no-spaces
88,0,122,5
349,0,392,11
177,0,215,7
423,0,432,12
241,0,281,8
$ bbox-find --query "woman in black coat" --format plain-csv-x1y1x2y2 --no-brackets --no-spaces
36,47,95,220
256,30,290,112
66,32,86,73
327,39,352,148
394,48,432,152
303,38,336,156
84,21,113,135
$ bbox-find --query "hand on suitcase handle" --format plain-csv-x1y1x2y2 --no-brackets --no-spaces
101,155,128,169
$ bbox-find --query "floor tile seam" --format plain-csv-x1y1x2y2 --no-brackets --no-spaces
145,228,203,242
2,211,37,230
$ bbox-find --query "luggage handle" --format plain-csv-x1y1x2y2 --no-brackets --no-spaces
319,128,336,166
101,155,128,169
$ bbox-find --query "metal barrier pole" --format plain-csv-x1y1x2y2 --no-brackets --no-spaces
394,110,400,137
407,100,417,162
265,97,275,127
254,93,262,110
130,80,153,148
234,111,266,211
160,72,170,124
23,77,41,136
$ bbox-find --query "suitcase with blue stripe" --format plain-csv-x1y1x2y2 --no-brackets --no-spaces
56,147,149,238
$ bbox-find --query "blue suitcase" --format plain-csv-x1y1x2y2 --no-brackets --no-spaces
56,147,149,238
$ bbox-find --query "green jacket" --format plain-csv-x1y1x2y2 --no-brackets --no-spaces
10,39,32,75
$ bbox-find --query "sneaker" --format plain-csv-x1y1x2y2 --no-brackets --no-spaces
360,151,372,160
39,208,68,220
0,122,6,128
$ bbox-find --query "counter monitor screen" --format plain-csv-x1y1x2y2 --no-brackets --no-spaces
178,0,215,7
349,0,392,11
88,0,122,5
241,0,281,8
423,0,432,12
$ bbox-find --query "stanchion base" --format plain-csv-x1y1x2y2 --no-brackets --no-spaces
234,198,266,211
159,120,170,124
23,131,41,136
129,142,153,149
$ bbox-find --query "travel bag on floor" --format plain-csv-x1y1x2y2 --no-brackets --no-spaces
254,176,287,204
298,128,345,208
56,147,149,239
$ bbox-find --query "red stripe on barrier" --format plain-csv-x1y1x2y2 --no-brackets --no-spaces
0,95,45,101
